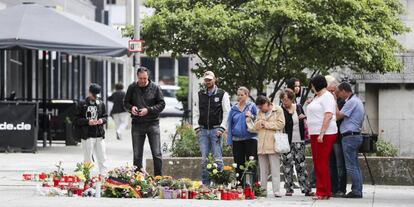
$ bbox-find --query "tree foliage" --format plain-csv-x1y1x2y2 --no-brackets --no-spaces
140,0,410,96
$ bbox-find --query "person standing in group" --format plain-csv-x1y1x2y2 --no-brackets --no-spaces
248,95,285,197
286,78,302,104
336,82,365,198
74,83,108,177
108,83,129,140
227,87,258,186
306,75,338,200
279,89,314,197
124,67,165,176
325,75,348,197
193,71,231,185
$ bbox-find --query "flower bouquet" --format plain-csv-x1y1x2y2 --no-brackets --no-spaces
103,165,156,198
52,161,65,187
206,156,236,186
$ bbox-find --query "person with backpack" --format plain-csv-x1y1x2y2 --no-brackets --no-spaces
73,83,108,177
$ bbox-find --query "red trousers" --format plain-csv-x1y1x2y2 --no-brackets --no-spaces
310,134,337,197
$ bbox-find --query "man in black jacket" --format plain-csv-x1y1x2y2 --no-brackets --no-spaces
124,67,165,176
74,83,108,177
108,83,128,140
193,71,230,185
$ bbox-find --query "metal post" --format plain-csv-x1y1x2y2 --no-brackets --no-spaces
134,0,141,71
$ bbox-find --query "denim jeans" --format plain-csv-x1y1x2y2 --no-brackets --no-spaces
342,134,363,196
330,135,347,194
132,122,162,176
198,128,224,185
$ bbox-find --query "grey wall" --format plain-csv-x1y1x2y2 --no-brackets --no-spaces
378,86,414,156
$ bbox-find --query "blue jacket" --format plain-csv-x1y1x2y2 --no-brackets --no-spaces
227,101,257,145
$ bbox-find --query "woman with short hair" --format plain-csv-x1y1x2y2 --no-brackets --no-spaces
280,89,314,197
248,95,285,197
306,75,338,200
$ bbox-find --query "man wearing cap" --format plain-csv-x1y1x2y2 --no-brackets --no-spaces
74,83,108,177
193,71,231,185
124,67,166,176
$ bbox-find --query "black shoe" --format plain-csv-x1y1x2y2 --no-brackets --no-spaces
344,192,362,198
116,132,121,140
332,192,345,198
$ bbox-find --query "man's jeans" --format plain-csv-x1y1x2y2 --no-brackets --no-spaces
198,128,224,185
330,135,347,194
342,134,363,196
132,122,162,176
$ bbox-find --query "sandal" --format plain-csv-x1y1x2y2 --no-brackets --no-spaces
285,192,293,196
305,192,315,197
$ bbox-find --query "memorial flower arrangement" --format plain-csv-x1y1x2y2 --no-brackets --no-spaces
103,165,156,198
23,161,260,200
206,156,236,186
74,162,93,182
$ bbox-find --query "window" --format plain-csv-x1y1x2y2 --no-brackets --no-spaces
178,57,189,76
159,57,175,85
141,57,155,82
107,0,116,5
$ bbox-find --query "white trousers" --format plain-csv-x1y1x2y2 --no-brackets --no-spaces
112,112,129,139
258,153,281,195
81,138,107,176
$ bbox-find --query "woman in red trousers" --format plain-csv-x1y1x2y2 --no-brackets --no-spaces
306,75,338,200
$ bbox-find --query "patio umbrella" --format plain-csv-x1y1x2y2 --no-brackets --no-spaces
0,3,128,57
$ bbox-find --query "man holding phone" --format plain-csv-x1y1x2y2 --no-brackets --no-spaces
124,67,165,176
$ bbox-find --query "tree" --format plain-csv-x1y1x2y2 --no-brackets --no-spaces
138,0,409,99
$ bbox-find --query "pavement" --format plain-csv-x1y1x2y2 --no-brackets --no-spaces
1,117,414,207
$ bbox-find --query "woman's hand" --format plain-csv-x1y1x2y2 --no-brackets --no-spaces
245,111,252,118
317,134,324,143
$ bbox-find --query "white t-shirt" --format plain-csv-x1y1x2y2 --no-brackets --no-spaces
306,92,337,135
291,106,302,143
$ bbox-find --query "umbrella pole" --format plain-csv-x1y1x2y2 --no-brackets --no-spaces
42,51,47,147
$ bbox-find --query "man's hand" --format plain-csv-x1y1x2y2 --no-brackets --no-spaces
216,130,223,137
138,108,149,116
298,114,306,119
96,119,104,125
88,119,97,126
131,106,139,116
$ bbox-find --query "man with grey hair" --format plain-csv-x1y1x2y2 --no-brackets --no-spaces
325,75,347,197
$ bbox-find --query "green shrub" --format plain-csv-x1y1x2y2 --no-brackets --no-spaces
171,125,232,157
375,138,398,157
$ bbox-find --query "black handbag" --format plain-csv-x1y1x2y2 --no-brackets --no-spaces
359,115,378,153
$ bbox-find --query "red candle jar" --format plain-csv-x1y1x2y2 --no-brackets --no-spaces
39,173,47,181
221,192,228,200
244,187,251,198
53,179,60,187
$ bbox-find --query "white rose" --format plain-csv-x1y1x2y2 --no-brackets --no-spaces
169,161,174,165
249,156,255,161
232,163,237,168
213,163,218,168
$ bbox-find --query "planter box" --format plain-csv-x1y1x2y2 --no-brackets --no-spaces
146,157,414,186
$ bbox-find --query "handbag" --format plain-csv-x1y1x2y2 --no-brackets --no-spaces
246,104,257,133
359,114,378,153
274,131,290,153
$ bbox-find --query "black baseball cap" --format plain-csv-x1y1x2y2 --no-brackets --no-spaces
89,83,101,96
